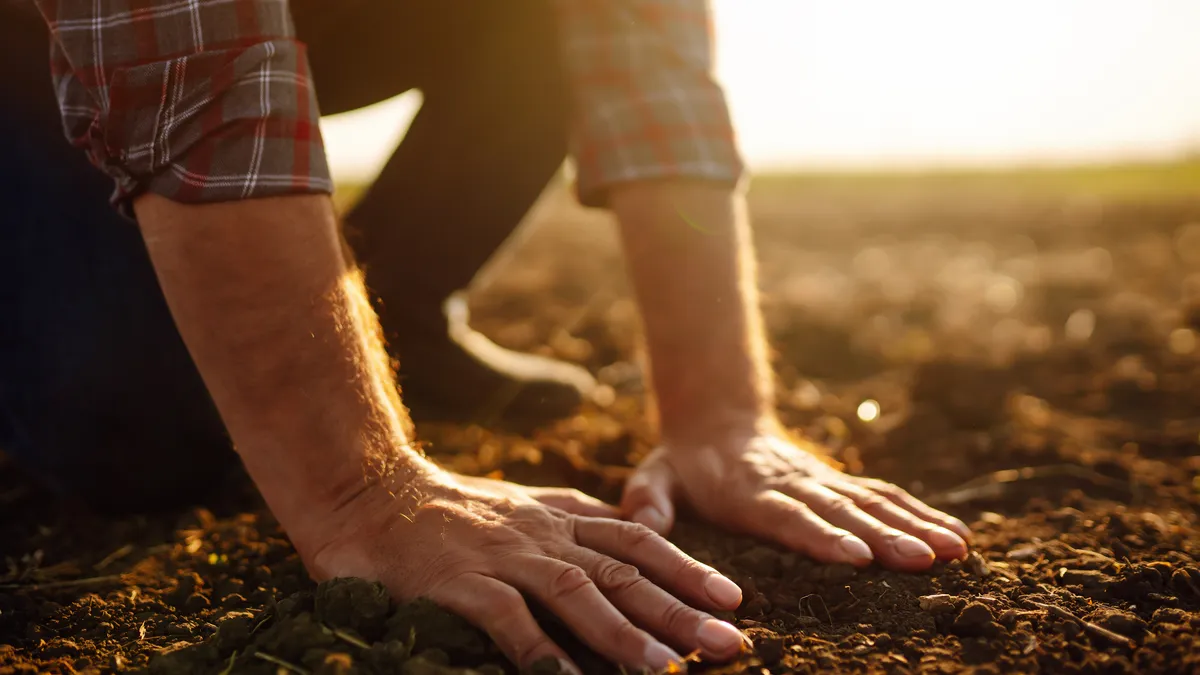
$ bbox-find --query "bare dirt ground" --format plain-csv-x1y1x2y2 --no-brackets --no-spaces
3,166,1200,674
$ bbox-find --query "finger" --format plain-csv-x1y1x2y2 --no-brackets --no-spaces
740,490,875,566
853,477,973,540
499,555,686,672
829,482,967,560
525,487,620,518
565,546,746,661
784,480,936,572
432,573,579,674
620,450,677,534
573,517,742,611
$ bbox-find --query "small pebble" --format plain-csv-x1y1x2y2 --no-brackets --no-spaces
918,594,957,614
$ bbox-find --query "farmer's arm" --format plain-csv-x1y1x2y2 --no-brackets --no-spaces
30,2,748,670
613,182,972,571
558,0,972,571
133,194,419,530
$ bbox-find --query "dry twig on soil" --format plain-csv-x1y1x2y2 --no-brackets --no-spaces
94,544,134,570
254,651,310,675
0,574,123,591
1029,602,1135,649
926,464,1133,506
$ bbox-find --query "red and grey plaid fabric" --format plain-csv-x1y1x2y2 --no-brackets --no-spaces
555,0,745,206
32,0,330,207
30,0,742,210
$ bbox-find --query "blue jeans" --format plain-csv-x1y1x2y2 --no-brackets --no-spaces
0,2,570,511
0,13,233,511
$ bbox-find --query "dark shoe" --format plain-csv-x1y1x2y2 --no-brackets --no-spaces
394,293,598,427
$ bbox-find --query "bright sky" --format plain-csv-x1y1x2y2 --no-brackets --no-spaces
320,0,1200,182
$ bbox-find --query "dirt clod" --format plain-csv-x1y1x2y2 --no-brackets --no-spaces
315,578,392,641
951,602,1002,638
732,546,782,579
385,599,491,661
1089,608,1149,638
744,627,785,665
213,611,256,655
1058,568,1115,590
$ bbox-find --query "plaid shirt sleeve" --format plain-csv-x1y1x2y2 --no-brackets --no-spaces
31,0,331,210
554,0,746,208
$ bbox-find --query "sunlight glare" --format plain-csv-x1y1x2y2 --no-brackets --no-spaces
318,2,1200,181
857,399,881,423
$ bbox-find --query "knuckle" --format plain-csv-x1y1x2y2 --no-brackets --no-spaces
549,565,594,600
825,528,856,547
822,495,857,516
674,557,708,581
606,618,646,650
785,498,818,521
511,636,552,668
787,527,836,553
521,503,564,527
592,560,645,591
476,523,535,553
480,582,525,614
852,492,890,511
870,481,906,499
773,501,818,535
615,522,659,549
660,601,703,635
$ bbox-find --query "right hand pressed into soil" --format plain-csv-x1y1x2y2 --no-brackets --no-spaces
292,469,748,673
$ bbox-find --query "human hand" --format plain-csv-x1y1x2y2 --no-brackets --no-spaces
621,427,971,572
291,467,748,673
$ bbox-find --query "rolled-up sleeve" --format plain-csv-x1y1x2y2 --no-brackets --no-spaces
555,0,746,208
32,0,331,210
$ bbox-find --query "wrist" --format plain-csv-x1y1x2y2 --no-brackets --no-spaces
614,181,780,450
648,344,776,446
273,441,443,566
657,402,778,448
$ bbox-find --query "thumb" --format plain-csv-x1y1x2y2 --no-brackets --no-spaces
621,449,679,535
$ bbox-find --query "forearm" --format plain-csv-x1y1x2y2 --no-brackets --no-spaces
612,181,774,443
134,194,429,537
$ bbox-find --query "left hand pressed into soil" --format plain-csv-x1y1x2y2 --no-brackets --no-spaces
621,430,971,572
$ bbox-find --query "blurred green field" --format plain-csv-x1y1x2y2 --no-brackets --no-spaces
748,158,1200,202
333,158,1200,213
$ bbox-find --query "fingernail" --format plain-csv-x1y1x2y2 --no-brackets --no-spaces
703,574,743,608
948,516,972,539
632,506,669,533
839,536,874,564
557,659,583,675
644,642,685,671
894,535,935,560
928,528,968,558
697,619,746,657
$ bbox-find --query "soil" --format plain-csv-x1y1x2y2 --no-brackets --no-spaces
4,178,1200,675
